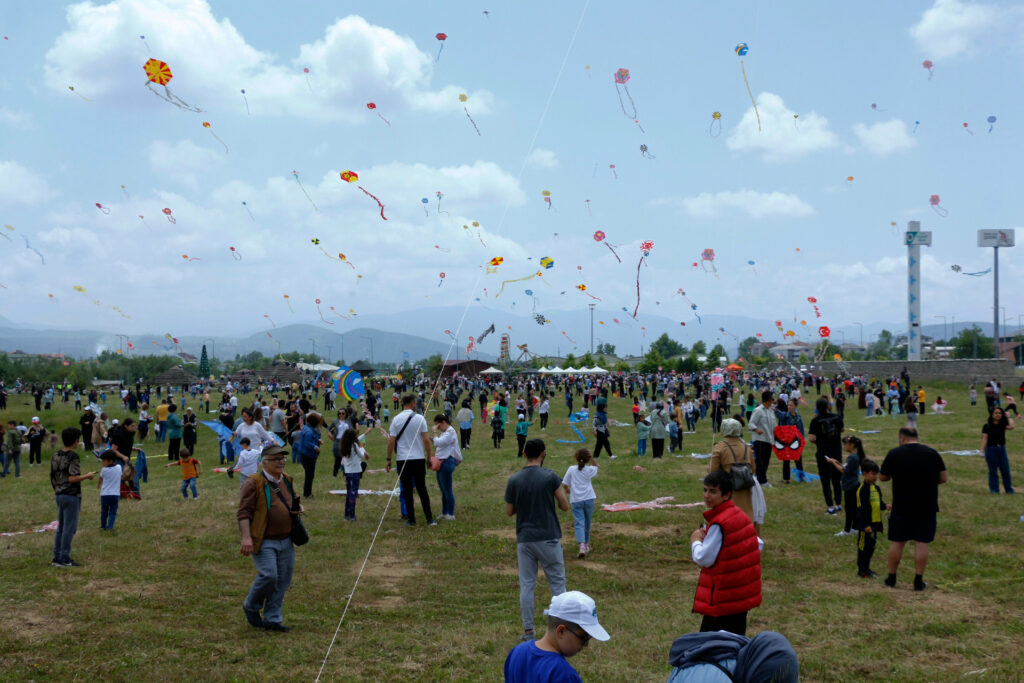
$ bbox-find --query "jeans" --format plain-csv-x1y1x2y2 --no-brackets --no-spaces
397,459,433,523
516,540,566,632
637,438,647,456
685,414,696,431
857,530,877,575
100,494,120,529
571,499,594,544
517,434,527,457
2,451,18,477
181,477,198,498
244,537,294,624
435,457,456,517
459,428,471,449
782,457,804,482
156,421,167,442
29,441,42,465
344,472,361,519
301,456,317,497
985,445,1014,493
53,494,81,562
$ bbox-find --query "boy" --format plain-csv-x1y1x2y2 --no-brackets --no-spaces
51,427,95,567
689,470,763,636
382,406,390,425
504,591,610,683
515,414,532,458
854,459,887,578
636,416,650,456
97,450,122,531
165,447,202,499
232,437,262,490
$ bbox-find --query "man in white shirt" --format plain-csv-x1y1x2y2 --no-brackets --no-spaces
748,391,776,487
387,394,436,526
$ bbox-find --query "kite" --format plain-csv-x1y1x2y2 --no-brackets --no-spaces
987,115,997,133
747,259,757,274
314,298,334,325
953,265,992,276
434,244,451,253
229,246,241,261
420,197,429,216
772,425,805,461
143,58,202,112
240,88,250,115
138,214,150,230
242,201,255,221
846,176,854,184
338,253,356,270
267,332,282,357
613,68,644,132
929,194,948,217
329,306,350,320
202,121,228,152
283,294,294,314
303,67,312,91
540,256,553,269
870,103,885,112
333,366,366,401
609,164,617,180
735,43,761,131
962,122,973,136
139,35,150,50
438,272,445,287
435,32,447,60
180,253,201,262
818,326,831,338
21,236,44,264
950,264,961,273
922,59,934,79
542,190,552,210
436,191,450,217
163,207,175,223
458,93,480,135
292,170,318,211
709,111,722,138
632,241,654,317
913,120,920,133
700,248,718,277
121,184,130,199
48,293,57,303
95,203,110,215
576,283,601,301
807,296,817,303
585,198,592,215
640,144,655,159
68,86,92,102
534,314,546,326
477,323,496,344
562,330,577,345
486,256,504,274
366,102,391,127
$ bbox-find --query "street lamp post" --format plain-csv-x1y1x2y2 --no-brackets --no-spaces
851,322,863,348
308,337,317,360
933,315,946,342
588,303,596,354
360,335,374,364
325,345,332,365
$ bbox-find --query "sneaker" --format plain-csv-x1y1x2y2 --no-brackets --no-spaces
520,630,535,642
864,570,879,578
834,530,850,537
884,574,897,588
914,578,928,592
826,507,838,515
51,558,64,567
244,607,264,628
428,519,437,526
405,521,416,527
263,622,291,632
762,482,774,488
609,455,617,460
62,559,81,567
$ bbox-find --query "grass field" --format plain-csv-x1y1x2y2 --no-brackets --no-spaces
1,381,1022,681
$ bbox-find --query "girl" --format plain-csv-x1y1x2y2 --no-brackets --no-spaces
339,426,367,521
515,413,532,458
981,407,1014,493
827,436,865,536
491,408,504,449
636,416,650,456
137,404,151,442
632,398,641,424
904,396,918,429
562,448,598,559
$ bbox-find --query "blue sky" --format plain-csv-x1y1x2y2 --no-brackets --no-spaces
0,0,1021,353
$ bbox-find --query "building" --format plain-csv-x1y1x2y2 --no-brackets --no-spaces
767,341,814,362
440,359,492,377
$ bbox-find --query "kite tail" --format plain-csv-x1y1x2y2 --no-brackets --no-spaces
633,257,643,318
209,131,229,153
616,84,637,119
295,178,318,211
464,108,481,136
358,186,388,220
604,242,621,263
739,60,761,132
377,113,391,127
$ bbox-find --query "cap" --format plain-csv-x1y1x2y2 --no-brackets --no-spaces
261,444,289,458
111,419,120,425
31,416,40,423
543,591,610,641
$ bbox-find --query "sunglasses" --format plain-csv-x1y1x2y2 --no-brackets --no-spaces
566,626,591,645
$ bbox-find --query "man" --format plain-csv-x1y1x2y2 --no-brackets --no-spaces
690,470,763,636
504,591,610,683
238,444,302,632
880,426,947,591
748,391,776,486
51,427,95,567
109,418,140,494
270,399,287,443
387,394,435,526
505,438,570,642
154,399,170,443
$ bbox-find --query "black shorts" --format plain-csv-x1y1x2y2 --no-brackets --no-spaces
888,514,936,543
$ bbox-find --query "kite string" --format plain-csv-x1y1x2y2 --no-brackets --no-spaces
740,60,761,132
314,1,591,679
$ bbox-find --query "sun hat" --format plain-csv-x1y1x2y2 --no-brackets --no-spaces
543,591,610,641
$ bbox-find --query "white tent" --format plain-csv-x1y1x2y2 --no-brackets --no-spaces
480,366,504,375
588,366,610,374
564,366,579,373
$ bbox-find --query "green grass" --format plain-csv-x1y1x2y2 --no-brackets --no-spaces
1,382,1022,681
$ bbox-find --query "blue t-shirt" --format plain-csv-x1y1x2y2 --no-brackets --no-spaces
504,641,582,683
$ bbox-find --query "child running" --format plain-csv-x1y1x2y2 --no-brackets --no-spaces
515,413,533,458
853,459,887,578
562,448,598,559
97,450,122,531
232,437,262,489
165,447,202,499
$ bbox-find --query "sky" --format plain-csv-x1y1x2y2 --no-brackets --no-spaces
1,0,1023,356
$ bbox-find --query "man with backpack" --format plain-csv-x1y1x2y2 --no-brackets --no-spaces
808,397,844,515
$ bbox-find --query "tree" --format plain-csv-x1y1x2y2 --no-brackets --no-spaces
638,349,666,373
673,355,700,373
564,353,577,367
578,352,595,367
867,329,895,360
691,340,707,355
709,344,728,364
737,336,760,360
199,345,210,378
952,326,993,359
650,333,685,358
420,354,444,378
595,342,616,356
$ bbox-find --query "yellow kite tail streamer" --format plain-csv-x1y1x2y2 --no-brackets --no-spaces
495,271,541,298
740,60,761,132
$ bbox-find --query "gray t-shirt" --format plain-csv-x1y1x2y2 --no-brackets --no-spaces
504,466,562,543
270,408,286,433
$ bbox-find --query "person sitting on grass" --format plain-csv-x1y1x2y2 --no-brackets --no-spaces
504,590,610,683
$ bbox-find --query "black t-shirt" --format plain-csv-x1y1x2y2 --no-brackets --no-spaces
504,465,562,543
881,443,946,514
109,425,134,458
808,414,843,456
982,422,1007,447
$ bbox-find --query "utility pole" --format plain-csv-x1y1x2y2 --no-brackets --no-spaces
905,222,932,361
933,315,946,342
851,322,863,348
588,303,596,354
978,229,1015,359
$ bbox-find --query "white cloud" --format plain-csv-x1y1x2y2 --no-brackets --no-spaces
726,92,839,162
668,190,815,219
525,148,559,168
910,0,1002,59
145,139,224,191
0,108,32,129
852,119,916,156
43,0,492,121
0,161,57,206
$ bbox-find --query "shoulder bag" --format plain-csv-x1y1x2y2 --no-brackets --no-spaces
272,481,309,546
723,442,755,491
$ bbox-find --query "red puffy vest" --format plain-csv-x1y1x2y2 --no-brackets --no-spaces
692,499,762,617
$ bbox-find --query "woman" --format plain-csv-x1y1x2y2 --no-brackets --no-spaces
182,407,198,453
455,401,475,449
709,418,756,525
904,396,918,429
778,398,805,484
295,412,322,498
981,407,1015,493
432,414,461,521
648,402,670,459
331,408,350,477
137,404,151,442
826,436,866,536
808,397,844,515
92,412,109,455
238,444,303,632
232,408,274,455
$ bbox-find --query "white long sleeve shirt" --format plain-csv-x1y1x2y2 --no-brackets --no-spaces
748,405,776,444
691,525,765,567
432,425,461,461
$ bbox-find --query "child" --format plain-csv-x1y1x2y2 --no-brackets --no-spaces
97,450,122,530
562,449,598,558
853,459,887,578
515,413,532,458
504,591,610,682
491,410,504,449
827,435,866,536
632,398,641,424
636,416,650,456
165,447,202,499
232,437,262,490
969,385,977,407
339,428,367,521
382,406,390,424
668,419,680,453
